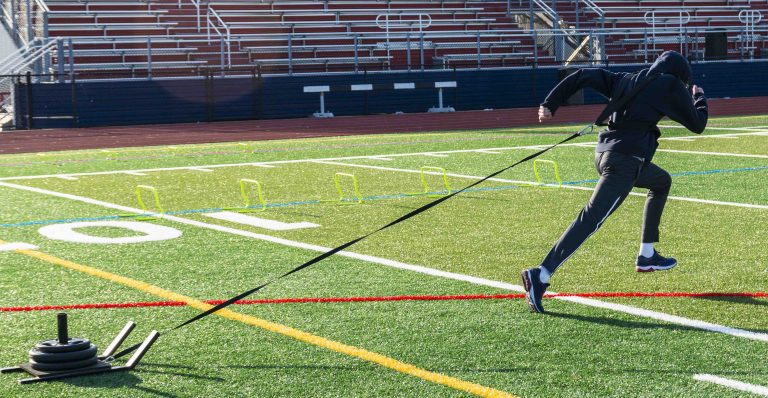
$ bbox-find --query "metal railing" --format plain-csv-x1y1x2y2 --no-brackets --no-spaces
0,36,55,75
1,0,49,45
375,13,431,69
739,9,763,59
179,0,202,32
644,10,691,54
206,8,231,68
0,35,56,129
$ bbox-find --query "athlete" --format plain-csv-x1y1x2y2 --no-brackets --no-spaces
522,51,708,313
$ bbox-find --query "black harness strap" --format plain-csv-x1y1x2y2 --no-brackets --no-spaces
111,127,591,359
114,77,662,359
594,74,660,127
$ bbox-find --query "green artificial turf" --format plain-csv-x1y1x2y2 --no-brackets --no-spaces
0,115,766,397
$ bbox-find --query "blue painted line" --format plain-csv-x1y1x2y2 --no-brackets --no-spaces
670,165,768,178
0,214,123,228
2,164,766,229
561,165,768,186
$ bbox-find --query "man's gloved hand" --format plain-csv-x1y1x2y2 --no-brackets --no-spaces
538,106,553,123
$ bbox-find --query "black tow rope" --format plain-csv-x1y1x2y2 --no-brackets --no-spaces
112,124,595,360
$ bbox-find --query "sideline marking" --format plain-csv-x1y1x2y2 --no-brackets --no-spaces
2,182,767,343
123,171,148,176
2,130,764,182
203,211,320,231
0,242,38,251
55,175,78,181
188,167,215,173
4,291,766,312
694,374,768,396
313,161,768,211
4,240,517,398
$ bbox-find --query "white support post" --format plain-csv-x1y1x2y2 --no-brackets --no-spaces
428,81,456,113
303,86,334,118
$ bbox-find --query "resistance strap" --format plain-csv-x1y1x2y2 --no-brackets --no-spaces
111,124,593,360
114,79,662,359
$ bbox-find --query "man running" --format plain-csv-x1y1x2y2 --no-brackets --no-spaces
522,50,708,313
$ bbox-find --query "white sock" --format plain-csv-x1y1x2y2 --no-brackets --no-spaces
639,243,655,258
538,267,551,284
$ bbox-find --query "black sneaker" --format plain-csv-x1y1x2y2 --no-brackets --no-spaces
521,268,549,313
636,250,677,272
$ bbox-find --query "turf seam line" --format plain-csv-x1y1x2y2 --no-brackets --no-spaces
0,130,765,181
2,163,767,229
312,161,768,210
4,181,768,343
5,241,517,398
3,292,767,313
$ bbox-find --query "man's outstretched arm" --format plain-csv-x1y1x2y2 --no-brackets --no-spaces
666,84,708,134
539,68,624,123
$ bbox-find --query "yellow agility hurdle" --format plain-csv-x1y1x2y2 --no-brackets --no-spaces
533,159,563,187
334,172,363,204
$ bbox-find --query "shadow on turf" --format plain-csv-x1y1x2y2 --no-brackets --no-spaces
226,364,365,372
60,362,224,397
545,311,705,334
62,372,179,398
695,296,768,333
697,295,768,309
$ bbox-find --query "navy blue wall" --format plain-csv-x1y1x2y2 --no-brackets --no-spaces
14,60,768,129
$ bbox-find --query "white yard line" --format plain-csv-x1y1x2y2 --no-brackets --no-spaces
3,181,768,344
4,130,765,182
314,161,768,211
123,171,148,176
694,374,768,396
55,175,78,181
187,167,215,173
422,153,450,158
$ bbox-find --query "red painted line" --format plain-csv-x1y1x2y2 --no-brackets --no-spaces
2,292,766,313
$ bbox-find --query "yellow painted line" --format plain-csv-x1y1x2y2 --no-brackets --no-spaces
8,243,518,398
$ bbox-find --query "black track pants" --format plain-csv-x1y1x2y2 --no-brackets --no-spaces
539,151,672,274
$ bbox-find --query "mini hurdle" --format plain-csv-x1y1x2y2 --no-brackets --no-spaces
419,166,452,196
135,185,164,220
303,81,457,118
334,172,363,204
226,179,267,212
533,160,563,187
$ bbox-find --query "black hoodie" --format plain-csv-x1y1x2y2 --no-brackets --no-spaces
541,51,708,160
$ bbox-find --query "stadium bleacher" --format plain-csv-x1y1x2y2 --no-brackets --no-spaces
1,0,767,76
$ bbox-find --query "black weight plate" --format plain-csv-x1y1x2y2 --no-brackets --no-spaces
29,344,97,363
34,338,91,353
29,356,98,371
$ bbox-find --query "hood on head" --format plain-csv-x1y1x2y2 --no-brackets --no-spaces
648,51,692,84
